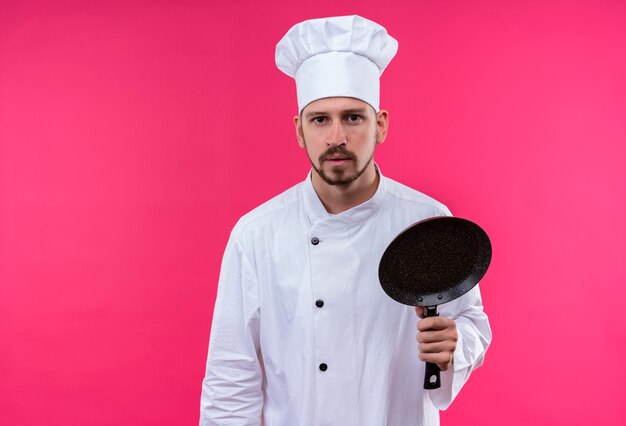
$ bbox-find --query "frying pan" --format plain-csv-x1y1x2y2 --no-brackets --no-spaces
378,216,491,389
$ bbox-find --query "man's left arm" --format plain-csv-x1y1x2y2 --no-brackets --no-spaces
415,284,492,409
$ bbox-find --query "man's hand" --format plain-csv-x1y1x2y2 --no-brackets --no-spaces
415,307,458,371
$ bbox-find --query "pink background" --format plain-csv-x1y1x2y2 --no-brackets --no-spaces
1,1,625,425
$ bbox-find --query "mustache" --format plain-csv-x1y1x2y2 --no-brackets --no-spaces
319,146,356,162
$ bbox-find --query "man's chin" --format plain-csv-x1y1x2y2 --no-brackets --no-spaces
316,167,360,186
324,176,358,186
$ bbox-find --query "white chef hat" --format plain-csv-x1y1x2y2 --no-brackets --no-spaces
275,15,398,113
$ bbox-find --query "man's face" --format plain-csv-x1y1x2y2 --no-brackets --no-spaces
294,97,388,186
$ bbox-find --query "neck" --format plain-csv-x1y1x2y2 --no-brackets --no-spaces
311,163,380,214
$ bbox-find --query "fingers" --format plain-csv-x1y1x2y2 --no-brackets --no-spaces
415,315,457,371
417,340,456,354
418,351,454,371
416,316,456,333
414,306,424,318
416,328,458,344
416,331,456,372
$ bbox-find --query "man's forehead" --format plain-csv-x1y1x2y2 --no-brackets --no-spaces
301,97,374,117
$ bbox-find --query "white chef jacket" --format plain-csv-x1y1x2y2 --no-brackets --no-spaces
200,169,491,426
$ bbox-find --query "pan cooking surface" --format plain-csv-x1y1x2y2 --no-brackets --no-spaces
378,217,491,307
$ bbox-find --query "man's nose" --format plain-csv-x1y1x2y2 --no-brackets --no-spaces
327,121,347,146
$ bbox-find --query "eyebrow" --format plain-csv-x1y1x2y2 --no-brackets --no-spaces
303,108,369,119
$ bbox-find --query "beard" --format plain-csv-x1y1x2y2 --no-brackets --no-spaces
306,143,374,186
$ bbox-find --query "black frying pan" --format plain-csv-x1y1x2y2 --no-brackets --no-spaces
378,216,492,389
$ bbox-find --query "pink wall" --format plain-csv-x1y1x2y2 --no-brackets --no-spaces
1,1,625,424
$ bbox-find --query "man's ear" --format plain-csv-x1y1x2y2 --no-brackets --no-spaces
376,110,389,144
294,115,306,148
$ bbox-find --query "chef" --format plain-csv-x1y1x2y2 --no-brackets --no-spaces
200,15,491,426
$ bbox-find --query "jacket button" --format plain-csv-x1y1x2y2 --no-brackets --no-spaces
311,237,320,245
319,363,328,371
315,299,324,308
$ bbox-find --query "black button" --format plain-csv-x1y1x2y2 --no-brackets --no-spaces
311,237,320,245
315,299,324,308
319,363,328,371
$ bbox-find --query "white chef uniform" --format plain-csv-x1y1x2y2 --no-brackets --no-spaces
200,168,492,425
201,14,491,426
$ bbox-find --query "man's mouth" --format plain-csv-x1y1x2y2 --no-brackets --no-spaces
321,152,355,163
319,146,356,164
325,156,351,162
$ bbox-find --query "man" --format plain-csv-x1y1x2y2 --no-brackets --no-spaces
200,15,491,425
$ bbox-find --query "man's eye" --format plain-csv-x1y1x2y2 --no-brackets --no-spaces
347,115,362,122
313,117,327,124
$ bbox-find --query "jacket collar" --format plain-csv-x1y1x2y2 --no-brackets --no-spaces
302,164,387,227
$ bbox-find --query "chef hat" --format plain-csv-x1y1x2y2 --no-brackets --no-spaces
275,15,398,113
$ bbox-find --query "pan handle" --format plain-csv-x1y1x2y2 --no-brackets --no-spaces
423,306,441,390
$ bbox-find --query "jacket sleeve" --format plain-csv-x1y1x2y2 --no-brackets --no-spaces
428,284,492,410
200,231,263,425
